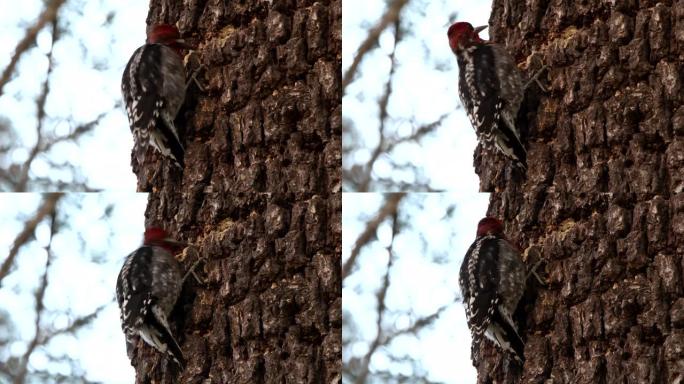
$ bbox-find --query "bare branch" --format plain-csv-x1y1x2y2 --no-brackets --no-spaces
353,208,400,384
45,115,104,151
385,299,457,340
45,304,108,340
342,0,409,92
356,18,402,192
15,20,59,192
386,115,449,154
343,195,464,382
342,193,404,280
13,207,57,384
344,113,447,192
370,370,444,384
345,13,447,193
0,193,62,287
0,0,67,97
3,199,107,383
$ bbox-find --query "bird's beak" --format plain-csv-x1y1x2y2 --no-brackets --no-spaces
474,25,488,34
174,38,193,50
164,237,187,247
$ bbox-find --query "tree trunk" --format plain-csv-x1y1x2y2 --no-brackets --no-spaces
474,0,684,383
129,1,341,383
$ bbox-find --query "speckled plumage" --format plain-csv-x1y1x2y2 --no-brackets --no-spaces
121,26,186,168
449,22,527,169
116,231,185,368
459,219,525,364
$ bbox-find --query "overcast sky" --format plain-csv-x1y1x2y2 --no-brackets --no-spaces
1,0,150,382
1,0,501,382
0,0,149,191
343,192,489,383
343,0,493,192
342,0,494,382
0,193,147,383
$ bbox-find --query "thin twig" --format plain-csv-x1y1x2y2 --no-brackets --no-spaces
15,20,60,192
354,209,400,384
0,194,62,287
342,0,409,92
357,17,402,192
13,207,57,384
385,115,449,154
45,304,108,339
385,300,457,340
42,113,106,154
0,0,66,97
342,193,404,280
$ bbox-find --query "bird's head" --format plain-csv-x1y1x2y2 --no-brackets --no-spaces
146,24,192,52
447,22,486,53
476,217,504,237
143,227,186,250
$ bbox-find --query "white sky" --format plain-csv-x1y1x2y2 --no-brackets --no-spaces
0,0,149,191
0,0,151,381
343,0,493,192
0,0,502,382
343,0,496,382
0,193,147,383
343,192,489,383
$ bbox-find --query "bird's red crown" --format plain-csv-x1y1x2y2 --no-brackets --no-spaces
147,24,180,44
143,227,186,251
146,24,191,53
143,227,170,244
447,22,486,53
476,217,504,237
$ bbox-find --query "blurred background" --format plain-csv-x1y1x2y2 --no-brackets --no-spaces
1,0,151,382
342,192,488,383
0,0,148,191
342,0,491,192
343,0,495,382
0,193,147,383
1,0,503,381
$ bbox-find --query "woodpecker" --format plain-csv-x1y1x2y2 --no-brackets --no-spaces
116,227,186,368
448,22,527,169
459,217,525,364
121,24,189,169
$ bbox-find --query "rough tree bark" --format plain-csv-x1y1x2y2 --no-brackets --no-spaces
473,0,684,383
128,1,341,383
